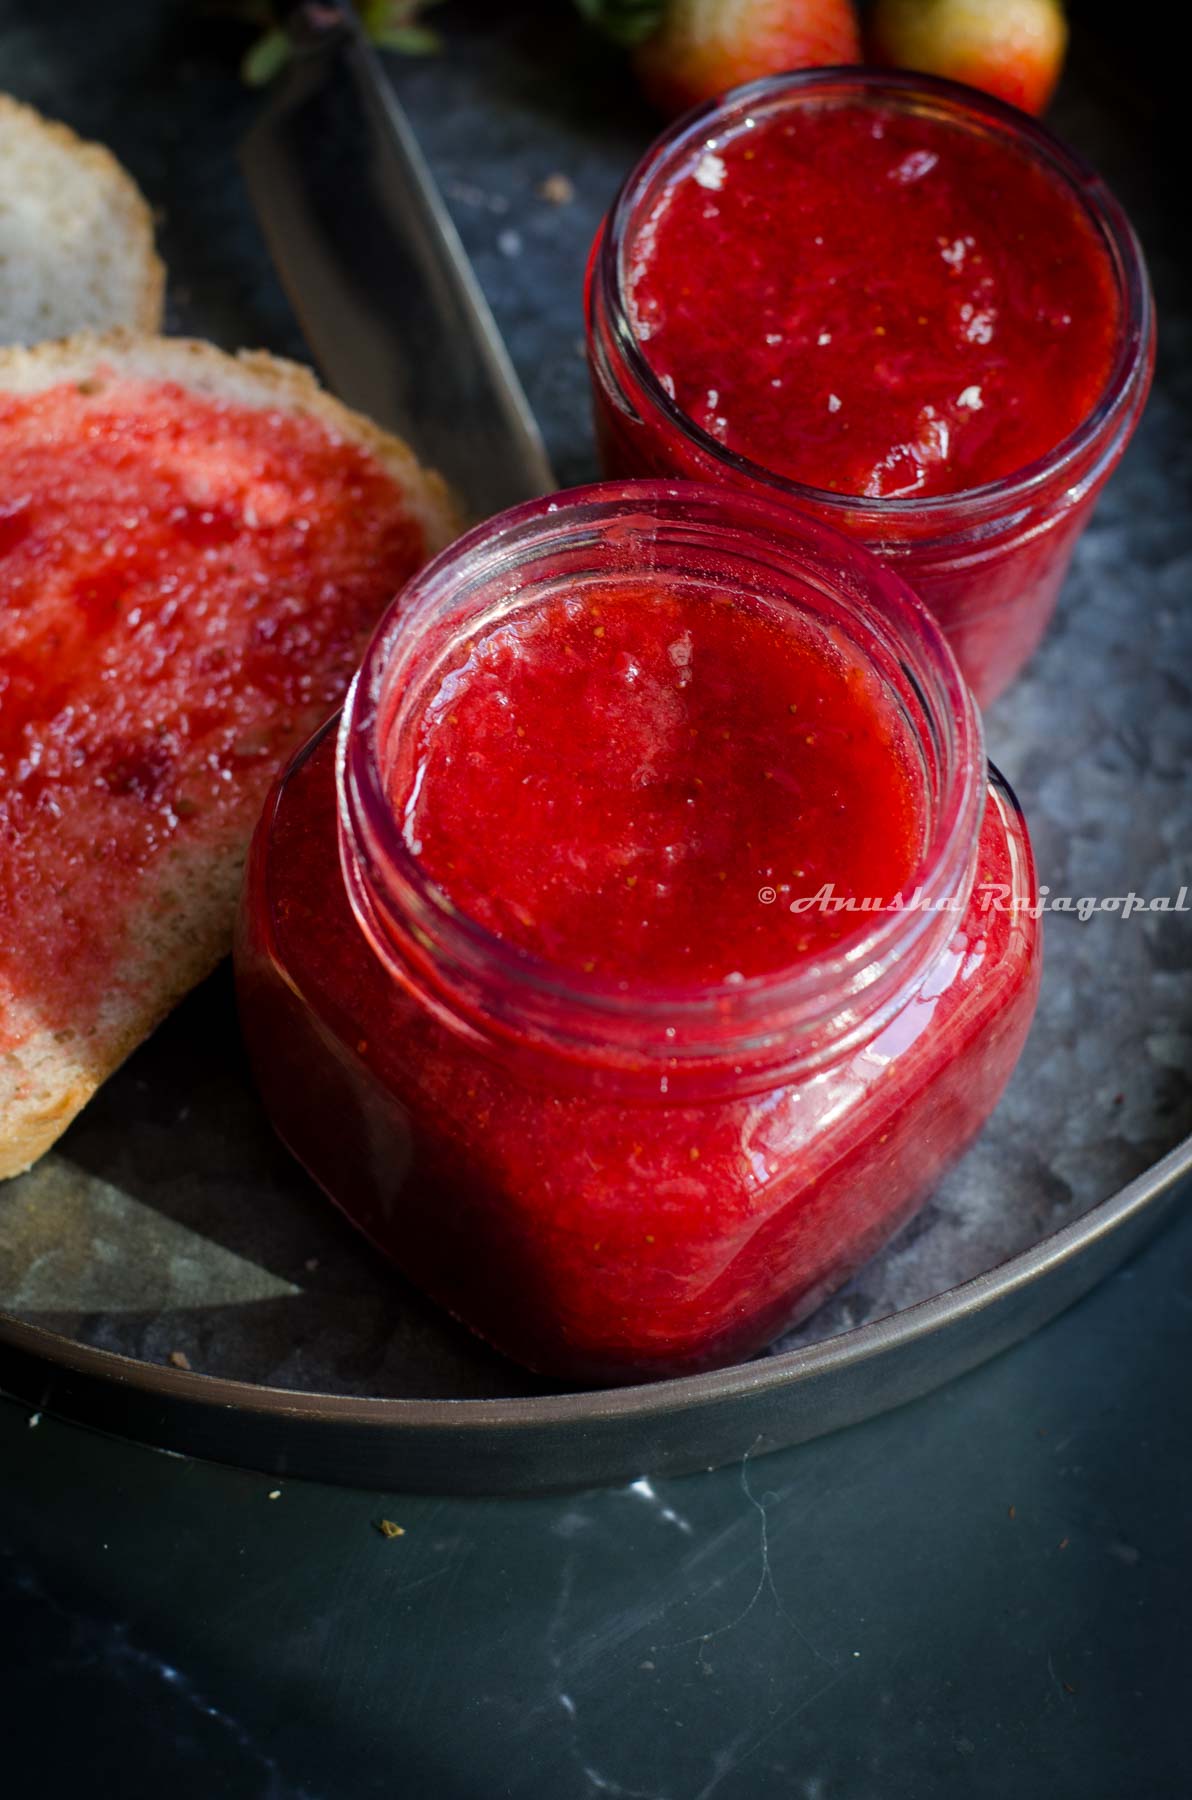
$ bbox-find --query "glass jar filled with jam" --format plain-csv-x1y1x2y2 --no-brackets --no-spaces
236,484,1041,1383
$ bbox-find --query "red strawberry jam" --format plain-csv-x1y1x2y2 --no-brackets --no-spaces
399,581,923,983
624,98,1119,500
237,486,1041,1384
0,370,434,1054
587,71,1153,704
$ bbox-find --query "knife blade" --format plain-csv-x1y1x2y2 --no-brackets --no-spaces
240,1,556,520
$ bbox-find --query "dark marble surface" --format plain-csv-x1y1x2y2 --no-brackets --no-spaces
0,0,1189,1406
2,1195,1191,1798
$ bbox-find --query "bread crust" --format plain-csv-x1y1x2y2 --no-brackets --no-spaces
0,334,460,1178
0,93,165,338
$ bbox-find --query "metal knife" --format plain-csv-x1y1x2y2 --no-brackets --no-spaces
240,0,556,520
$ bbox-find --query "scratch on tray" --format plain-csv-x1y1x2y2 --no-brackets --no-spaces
708,1673,848,1788
534,1555,672,1799
658,1441,836,1671
392,1540,470,1732
580,1768,668,1799
688,1731,754,1800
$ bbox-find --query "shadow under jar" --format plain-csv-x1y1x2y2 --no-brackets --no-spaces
586,70,1154,708
236,483,1041,1385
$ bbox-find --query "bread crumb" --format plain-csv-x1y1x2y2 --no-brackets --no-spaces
538,173,575,206
268,1489,281,1501
376,1519,406,1539
168,1349,191,1371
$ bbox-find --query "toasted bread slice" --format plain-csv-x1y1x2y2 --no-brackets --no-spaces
0,93,165,345
0,332,458,1177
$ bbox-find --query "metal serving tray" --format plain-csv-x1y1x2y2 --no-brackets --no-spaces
1,11,1188,1492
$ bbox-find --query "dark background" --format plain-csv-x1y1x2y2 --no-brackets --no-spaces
1,2,1189,1795
3,1207,1191,1799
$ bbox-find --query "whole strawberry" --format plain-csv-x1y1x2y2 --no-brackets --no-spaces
869,0,1067,116
622,0,862,118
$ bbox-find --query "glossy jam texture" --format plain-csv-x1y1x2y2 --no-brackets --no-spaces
396,581,924,984
239,726,1040,1383
0,376,429,1046
626,100,1120,498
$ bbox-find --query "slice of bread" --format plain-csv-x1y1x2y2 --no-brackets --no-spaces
0,93,165,344
0,331,459,1178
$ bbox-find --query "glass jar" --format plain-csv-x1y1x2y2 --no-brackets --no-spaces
586,69,1154,706
235,483,1041,1385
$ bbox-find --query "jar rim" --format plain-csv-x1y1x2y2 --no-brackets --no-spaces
595,67,1154,529
338,482,985,1072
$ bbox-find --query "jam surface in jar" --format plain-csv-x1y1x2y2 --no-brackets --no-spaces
589,75,1153,706
236,487,1042,1384
625,96,1120,500
398,580,924,983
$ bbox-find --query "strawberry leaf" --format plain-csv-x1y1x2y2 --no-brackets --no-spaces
238,0,445,84
361,0,445,36
373,25,441,53
574,0,665,50
241,25,292,86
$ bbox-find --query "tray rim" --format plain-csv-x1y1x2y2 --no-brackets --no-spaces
3,1130,1189,1440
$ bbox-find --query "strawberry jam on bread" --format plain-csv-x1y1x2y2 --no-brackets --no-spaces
0,333,456,1176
